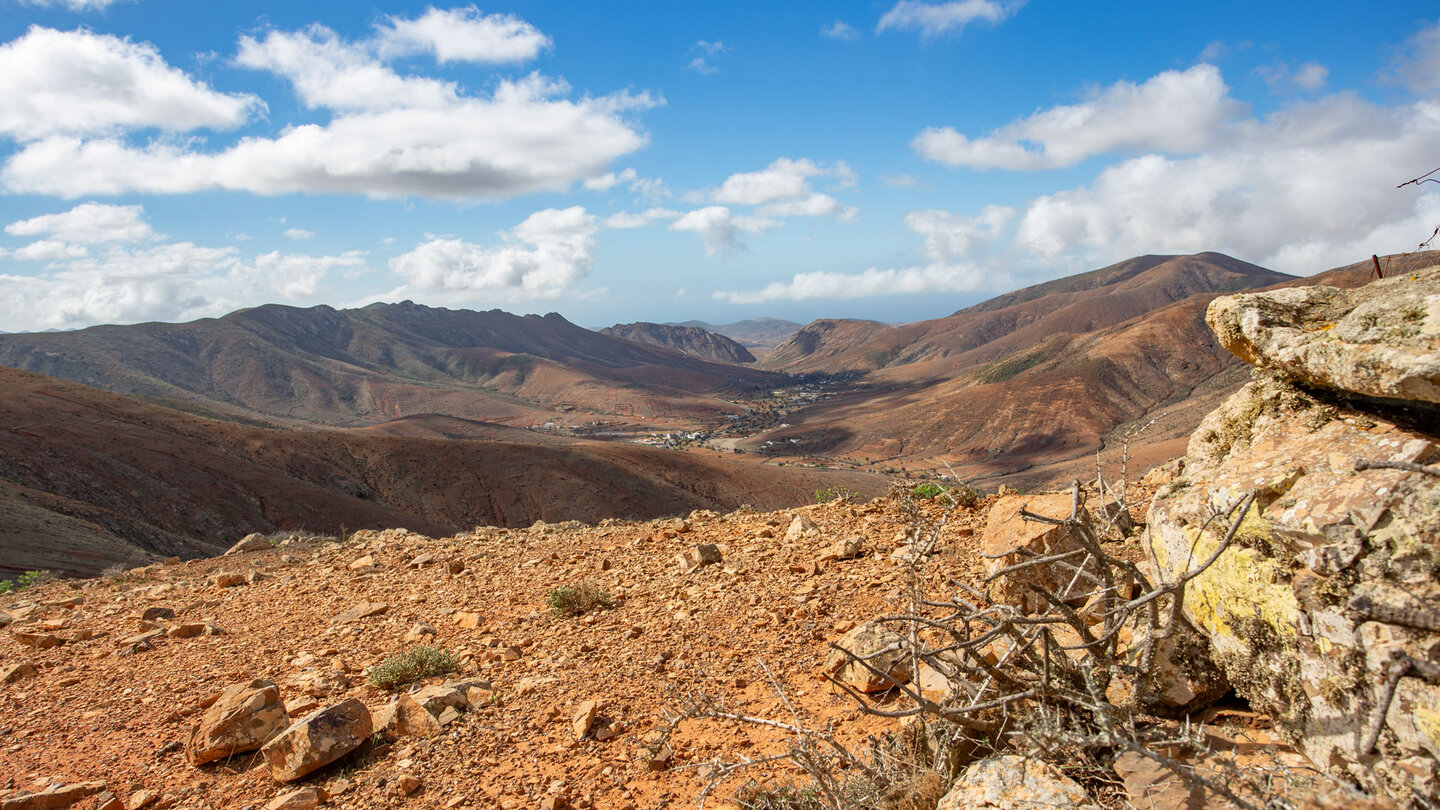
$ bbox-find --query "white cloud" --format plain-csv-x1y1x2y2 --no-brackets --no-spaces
12,239,90,261
584,167,638,191
0,26,261,141
715,265,992,304
388,206,598,298
756,193,856,222
876,0,1023,38
822,20,860,41
714,205,1012,303
284,228,314,241
6,202,155,243
0,19,655,201
1257,61,1329,93
1391,19,1440,96
685,40,729,75
12,0,128,11
669,206,779,256
913,64,1243,170
713,158,855,206
910,65,1440,277
374,7,550,64
3,76,657,199
241,250,365,299
603,208,680,229
236,26,459,111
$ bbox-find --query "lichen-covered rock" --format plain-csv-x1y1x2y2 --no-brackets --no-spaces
1147,275,1440,803
1207,264,1440,404
260,698,372,782
186,679,289,766
822,621,911,693
936,756,1099,810
982,493,1100,613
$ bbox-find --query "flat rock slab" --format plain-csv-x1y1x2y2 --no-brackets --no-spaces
1207,264,1440,404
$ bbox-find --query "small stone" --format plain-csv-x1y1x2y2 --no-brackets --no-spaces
817,536,863,562
937,756,1100,810
501,646,522,661
225,533,272,555
330,602,388,624
262,788,321,810
822,621,911,693
404,623,438,642
125,789,157,810
167,623,208,639
675,544,722,573
409,553,435,568
213,573,246,588
140,607,175,621
392,775,422,796
453,612,481,629
785,515,820,542
348,555,375,572
0,662,37,683
10,630,62,649
0,781,108,810
572,700,599,740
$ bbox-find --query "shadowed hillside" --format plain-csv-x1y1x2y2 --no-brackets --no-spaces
599,322,755,364
0,368,885,578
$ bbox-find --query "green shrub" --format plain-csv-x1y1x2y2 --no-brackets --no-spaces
0,580,12,594
0,570,53,594
910,482,947,499
546,583,616,617
366,645,459,690
813,485,854,503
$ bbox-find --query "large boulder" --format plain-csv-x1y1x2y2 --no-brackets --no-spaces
982,493,1100,613
260,698,372,782
1207,264,1440,404
186,679,289,766
1144,276,1440,804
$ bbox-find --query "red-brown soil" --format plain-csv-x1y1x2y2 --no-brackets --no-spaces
0,496,988,810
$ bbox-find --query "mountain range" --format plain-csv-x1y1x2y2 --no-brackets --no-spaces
1,249,1424,576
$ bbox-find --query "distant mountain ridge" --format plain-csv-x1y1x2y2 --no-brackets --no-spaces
599,322,755,364
671,317,802,350
0,301,782,428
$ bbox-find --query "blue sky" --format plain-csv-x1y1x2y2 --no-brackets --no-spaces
1,0,1438,332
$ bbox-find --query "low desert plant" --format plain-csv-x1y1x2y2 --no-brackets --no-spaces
366,645,459,689
546,583,616,617
0,569,53,593
814,486,854,504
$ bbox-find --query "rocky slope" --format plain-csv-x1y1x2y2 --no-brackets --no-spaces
598,323,756,364
1146,263,1440,804
0,368,885,579
671,318,802,352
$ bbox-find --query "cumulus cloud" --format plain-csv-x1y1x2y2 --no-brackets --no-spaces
0,204,366,331
0,19,655,200
712,158,856,212
876,0,1023,38
909,55,1440,277
821,20,860,41
5,202,155,243
685,40,729,75
914,64,1243,170
714,205,1012,303
0,26,261,141
374,7,550,64
284,228,314,241
388,206,598,299
669,206,779,256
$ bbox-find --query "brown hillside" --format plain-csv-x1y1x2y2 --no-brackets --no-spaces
0,368,885,578
0,302,782,429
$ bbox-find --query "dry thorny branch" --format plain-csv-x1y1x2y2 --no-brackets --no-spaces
667,441,1367,809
